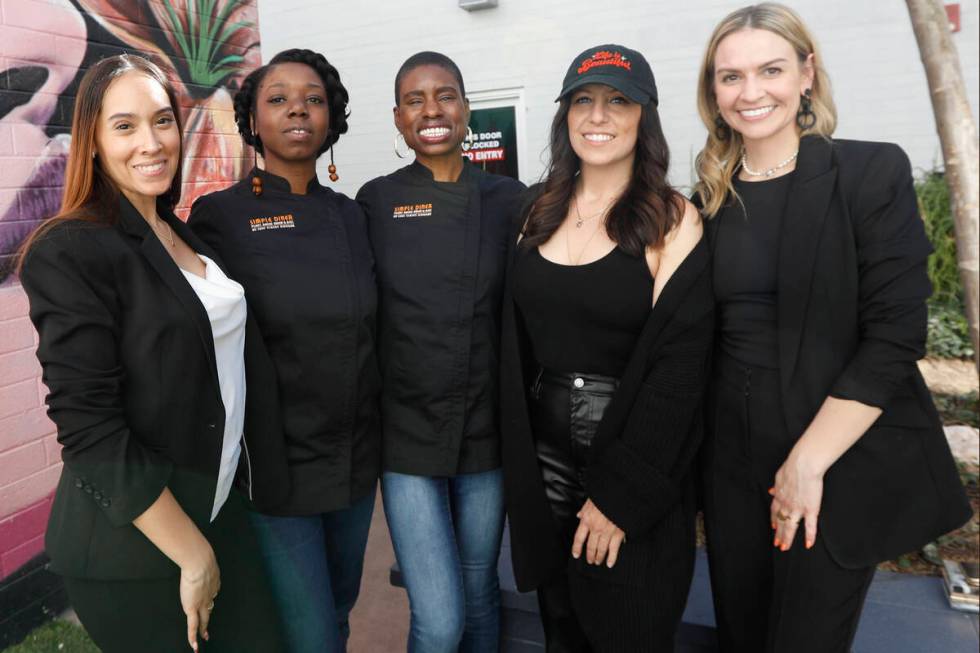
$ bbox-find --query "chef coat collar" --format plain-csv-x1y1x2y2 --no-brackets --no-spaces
248,166,322,194
407,158,474,185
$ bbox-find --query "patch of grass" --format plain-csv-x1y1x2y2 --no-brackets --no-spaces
1,620,97,653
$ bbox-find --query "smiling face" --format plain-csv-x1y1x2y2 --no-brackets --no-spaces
566,83,642,170
253,62,330,169
713,28,813,148
393,64,469,165
95,71,180,213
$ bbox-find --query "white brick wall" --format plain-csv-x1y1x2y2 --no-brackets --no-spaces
258,0,979,195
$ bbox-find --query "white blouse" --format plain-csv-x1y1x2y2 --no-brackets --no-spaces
180,255,247,521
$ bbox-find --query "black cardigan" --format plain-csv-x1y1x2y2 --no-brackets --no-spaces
501,228,715,592
704,136,971,568
20,197,289,580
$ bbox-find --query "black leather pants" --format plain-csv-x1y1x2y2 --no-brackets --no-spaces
528,367,618,653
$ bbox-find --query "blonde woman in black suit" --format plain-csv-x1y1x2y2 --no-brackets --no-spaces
18,54,286,653
694,5,971,652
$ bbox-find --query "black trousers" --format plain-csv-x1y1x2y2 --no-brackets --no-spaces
64,491,285,653
530,368,692,653
701,353,875,653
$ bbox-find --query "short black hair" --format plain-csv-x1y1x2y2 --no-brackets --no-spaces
233,48,350,157
394,51,466,104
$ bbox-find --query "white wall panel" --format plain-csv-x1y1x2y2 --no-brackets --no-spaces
258,0,979,197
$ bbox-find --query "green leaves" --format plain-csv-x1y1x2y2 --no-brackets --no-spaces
161,0,252,87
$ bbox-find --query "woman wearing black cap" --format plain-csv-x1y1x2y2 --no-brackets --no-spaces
356,52,525,652
188,49,380,653
500,45,712,651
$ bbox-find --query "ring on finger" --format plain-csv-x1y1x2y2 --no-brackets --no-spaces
207,601,215,612
776,511,790,521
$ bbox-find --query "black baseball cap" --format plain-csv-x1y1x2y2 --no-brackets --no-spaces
556,44,658,106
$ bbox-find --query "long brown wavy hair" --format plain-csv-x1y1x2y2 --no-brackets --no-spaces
16,54,183,273
520,97,684,257
693,3,836,218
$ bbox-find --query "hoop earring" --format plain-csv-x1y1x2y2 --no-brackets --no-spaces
394,132,411,159
462,125,475,152
796,88,816,131
714,115,730,141
328,145,339,182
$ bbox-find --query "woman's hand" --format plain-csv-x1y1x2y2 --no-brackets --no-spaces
572,499,626,567
769,452,824,552
179,546,221,651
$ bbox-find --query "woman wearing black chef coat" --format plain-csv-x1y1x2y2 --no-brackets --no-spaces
357,52,525,652
188,49,380,653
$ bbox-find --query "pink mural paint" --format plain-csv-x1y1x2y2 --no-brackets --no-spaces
0,0,261,581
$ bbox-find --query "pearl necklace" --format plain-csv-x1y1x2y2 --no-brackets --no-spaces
740,149,799,177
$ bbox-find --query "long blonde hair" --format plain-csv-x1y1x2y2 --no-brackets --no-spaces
693,3,837,217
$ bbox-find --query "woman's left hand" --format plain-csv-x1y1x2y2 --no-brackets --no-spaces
572,499,626,567
770,453,825,552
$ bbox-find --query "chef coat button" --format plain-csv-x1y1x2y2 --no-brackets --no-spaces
74,478,84,489
101,498,111,508
573,377,585,389
84,484,93,494
93,491,102,501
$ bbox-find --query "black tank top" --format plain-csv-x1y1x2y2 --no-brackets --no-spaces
713,173,794,369
512,244,653,377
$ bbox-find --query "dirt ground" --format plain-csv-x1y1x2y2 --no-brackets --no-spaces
918,357,979,395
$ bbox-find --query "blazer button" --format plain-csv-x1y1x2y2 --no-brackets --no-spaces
573,377,585,389
101,498,111,508
74,478,84,489
207,423,217,429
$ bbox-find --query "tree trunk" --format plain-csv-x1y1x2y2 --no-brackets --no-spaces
906,0,980,374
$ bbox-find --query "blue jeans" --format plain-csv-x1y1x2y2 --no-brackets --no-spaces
382,469,505,653
246,489,375,653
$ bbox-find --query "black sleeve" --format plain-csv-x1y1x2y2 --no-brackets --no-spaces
586,280,714,536
830,143,933,408
20,225,173,526
187,194,224,256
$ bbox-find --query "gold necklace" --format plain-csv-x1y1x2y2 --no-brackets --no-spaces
151,218,176,248
574,195,615,228
566,217,605,266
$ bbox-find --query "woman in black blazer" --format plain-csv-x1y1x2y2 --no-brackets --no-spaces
694,5,972,652
18,55,286,653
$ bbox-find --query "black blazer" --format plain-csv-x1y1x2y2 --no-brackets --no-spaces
20,196,290,580
704,136,971,568
501,229,715,592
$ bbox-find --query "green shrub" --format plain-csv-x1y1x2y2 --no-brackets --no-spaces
917,171,972,359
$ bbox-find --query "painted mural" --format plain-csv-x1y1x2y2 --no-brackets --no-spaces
0,0,260,587
0,0,261,283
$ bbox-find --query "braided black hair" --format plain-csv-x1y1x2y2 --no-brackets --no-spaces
233,48,350,157
394,51,466,104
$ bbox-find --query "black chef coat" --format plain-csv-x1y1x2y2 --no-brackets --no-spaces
357,161,525,476
189,168,381,514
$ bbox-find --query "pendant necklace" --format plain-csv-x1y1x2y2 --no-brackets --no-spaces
152,219,176,248
574,194,616,228
741,149,799,177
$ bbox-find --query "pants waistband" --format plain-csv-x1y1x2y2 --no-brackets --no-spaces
535,367,619,395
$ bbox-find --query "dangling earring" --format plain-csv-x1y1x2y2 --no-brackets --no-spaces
714,115,730,141
462,126,475,152
394,131,410,159
796,88,816,131
328,145,339,182
251,135,263,197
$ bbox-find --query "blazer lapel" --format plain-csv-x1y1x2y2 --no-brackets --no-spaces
777,136,838,386
117,197,220,387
